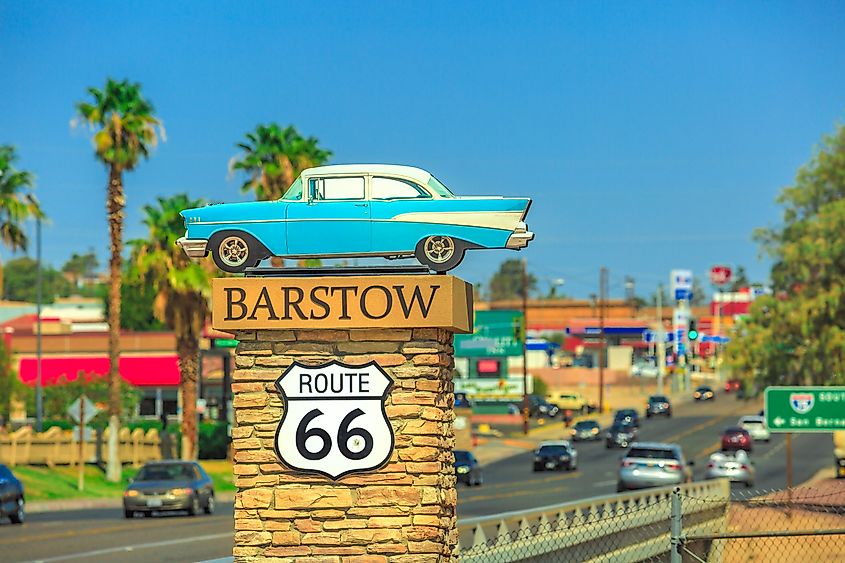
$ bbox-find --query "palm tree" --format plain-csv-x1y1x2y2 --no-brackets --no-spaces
131,194,212,460
0,146,45,294
74,78,163,482
230,123,331,267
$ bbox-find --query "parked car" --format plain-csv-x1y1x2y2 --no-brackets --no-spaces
606,421,639,449
123,461,215,518
721,427,753,452
0,464,24,524
546,391,588,413
527,395,560,419
704,450,755,487
533,441,578,472
631,360,659,378
738,415,770,442
617,442,694,492
454,450,484,486
570,419,602,441
724,379,742,393
178,164,534,273
613,409,641,427
694,386,715,401
646,395,672,418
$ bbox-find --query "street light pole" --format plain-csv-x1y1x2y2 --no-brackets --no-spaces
35,216,43,432
656,283,666,395
598,267,607,413
521,257,529,435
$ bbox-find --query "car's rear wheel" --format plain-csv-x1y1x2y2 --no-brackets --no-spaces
415,236,465,272
209,231,268,273
124,509,134,519
10,497,24,524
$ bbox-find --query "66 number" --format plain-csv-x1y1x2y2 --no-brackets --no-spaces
295,408,374,461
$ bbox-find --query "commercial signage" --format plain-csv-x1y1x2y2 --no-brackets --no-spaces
454,377,528,397
765,386,845,432
454,310,524,357
671,269,693,301
275,360,394,479
212,276,472,333
709,265,733,287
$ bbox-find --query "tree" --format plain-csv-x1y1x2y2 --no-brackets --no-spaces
130,194,213,460
690,276,707,307
230,123,331,267
0,145,45,293
488,259,537,301
2,257,72,303
100,271,166,332
729,266,750,291
62,250,99,287
728,124,845,387
75,78,164,482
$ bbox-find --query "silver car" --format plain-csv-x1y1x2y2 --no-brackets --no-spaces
704,450,755,487
738,415,770,442
617,442,693,492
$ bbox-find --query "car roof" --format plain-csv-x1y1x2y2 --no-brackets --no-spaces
627,442,680,451
142,460,197,466
302,164,433,184
739,415,764,422
538,440,571,447
575,419,599,425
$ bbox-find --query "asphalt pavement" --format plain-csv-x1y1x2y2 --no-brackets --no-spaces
0,390,833,562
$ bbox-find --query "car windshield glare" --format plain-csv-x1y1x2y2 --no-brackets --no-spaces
627,448,679,461
136,464,194,481
427,176,455,198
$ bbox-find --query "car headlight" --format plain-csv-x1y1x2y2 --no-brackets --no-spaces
124,490,140,497
534,456,542,462
456,466,470,474
560,455,570,461
591,428,599,434
694,393,701,398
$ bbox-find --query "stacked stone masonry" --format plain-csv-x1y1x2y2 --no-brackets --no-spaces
232,327,458,562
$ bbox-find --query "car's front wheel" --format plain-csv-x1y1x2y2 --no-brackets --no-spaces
209,231,267,273
415,236,465,272
10,497,24,524
205,495,215,515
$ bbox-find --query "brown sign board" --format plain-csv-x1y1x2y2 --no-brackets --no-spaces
212,275,473,333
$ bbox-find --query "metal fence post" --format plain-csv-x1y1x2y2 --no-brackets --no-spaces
670,487,683,563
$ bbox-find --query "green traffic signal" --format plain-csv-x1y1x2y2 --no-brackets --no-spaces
688,329,699,341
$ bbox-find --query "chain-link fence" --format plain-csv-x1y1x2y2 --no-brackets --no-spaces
456,479,845,562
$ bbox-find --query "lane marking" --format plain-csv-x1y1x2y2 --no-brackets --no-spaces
592,479,617,487
26,532,232,563
459,470,582,496
459,473,580,504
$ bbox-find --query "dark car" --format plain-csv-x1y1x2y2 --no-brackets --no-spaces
533,441,578,472
454,450,484,486
527,395,560,419
721,426,753,452
646,395,672,418
613,409,640,427
605,421,639,449
123,461,215,518
694,386,715,401
724,379,742,393
0,464,24,524
571,419,602,441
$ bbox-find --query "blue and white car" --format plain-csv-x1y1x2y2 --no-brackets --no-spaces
178,164,534,273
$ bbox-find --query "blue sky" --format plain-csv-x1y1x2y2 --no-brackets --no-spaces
2,1,844,299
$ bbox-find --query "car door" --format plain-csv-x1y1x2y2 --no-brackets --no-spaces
286,176,371,255
0,466,12,515
368,176,434,253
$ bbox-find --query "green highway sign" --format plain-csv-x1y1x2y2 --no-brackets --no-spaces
454,310,524,358
764,386,845,432
214,338,239,348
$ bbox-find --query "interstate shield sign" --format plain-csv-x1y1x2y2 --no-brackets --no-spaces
275,360,395,479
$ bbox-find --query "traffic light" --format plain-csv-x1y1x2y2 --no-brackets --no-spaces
688,320,699,341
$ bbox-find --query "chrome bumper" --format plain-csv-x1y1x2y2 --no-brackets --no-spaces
177,237,208,260
506,222,535,249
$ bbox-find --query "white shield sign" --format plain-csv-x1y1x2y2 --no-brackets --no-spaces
275,360,395,480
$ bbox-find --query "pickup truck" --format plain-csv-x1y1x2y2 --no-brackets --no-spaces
546,391,588,413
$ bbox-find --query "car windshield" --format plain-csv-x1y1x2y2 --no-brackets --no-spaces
281,177,303,200
616,410,636,418
454,451,471,464
650,396,668,403
611,423,634,432
539,445,569,456
725,427,745,434
135,463,195,481
627,448,679,461
427,175,455,198
697,387,711,392
575,421,597,429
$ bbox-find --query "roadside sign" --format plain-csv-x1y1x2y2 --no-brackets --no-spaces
765,386,845,432
710,265,733,287
214,338,239,348
455,310,524,357
275,360,394,479
68,395,99,424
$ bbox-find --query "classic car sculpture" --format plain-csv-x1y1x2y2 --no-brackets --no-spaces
178,164,533,273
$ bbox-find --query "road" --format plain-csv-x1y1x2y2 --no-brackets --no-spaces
0,391,832,561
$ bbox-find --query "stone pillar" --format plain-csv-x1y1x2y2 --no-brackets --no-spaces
232,327,457,561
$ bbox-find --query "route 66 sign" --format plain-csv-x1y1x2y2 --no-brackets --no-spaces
275,360,395,479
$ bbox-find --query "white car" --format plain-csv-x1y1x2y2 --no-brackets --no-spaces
738,415,770,442
631,360,659,378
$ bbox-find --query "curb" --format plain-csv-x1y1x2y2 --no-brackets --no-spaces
28,491,236,514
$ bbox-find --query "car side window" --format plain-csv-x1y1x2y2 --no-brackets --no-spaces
371,177,430,200
310,177,365,201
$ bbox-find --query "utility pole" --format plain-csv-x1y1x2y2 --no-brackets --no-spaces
521,257,529,435
598,267,607,413
656,283,666,395
36,216,43,432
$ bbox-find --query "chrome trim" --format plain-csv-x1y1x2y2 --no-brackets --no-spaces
506,223,534,249
177,237,208,260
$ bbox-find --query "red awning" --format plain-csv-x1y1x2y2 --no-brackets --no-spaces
18,356,180,387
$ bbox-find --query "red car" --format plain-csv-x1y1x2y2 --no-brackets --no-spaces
721,427,753,452
725,379,741,393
